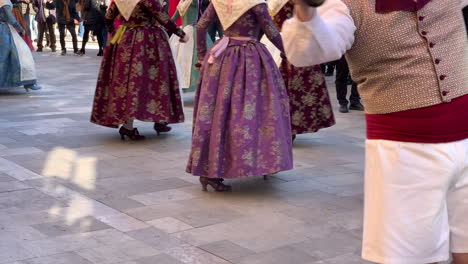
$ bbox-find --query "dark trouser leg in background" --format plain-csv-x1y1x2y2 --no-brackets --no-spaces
349,82,360,105
215,20,223,39
207,23,217,43
207,20,223,42
80,26,90,53
58,23,67,53
348,81,364,110
37,22,46,50
96,28,105,55
101,27,107,47
45,23,50,46
335,56,350,107
336,56,364,112
46,20,56,51
66,22,78,53
325,61,336,76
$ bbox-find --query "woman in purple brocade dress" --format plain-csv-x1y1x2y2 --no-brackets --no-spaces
274,1,335,141
91,0,188,140
186,0,293,192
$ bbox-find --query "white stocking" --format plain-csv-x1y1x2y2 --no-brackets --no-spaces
122,119,134,130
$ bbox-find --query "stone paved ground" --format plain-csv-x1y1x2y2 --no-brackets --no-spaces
0,48,373,264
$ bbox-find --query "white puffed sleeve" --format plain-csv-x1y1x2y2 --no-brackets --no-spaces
281,0,356,67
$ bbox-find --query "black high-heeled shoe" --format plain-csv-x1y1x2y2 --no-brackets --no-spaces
199,177,232,192
97,50,103,56
154,122,171,135
119,127,145,141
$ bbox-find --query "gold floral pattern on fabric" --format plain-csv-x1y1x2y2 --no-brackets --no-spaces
187,4,292,179
91,0,185,128
274,2,335,135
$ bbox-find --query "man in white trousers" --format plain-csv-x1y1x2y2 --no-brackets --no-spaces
282,0,468,263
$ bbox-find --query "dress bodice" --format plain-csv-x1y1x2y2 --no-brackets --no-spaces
171,0,198,26
106,0,184,37
196,3,283,60
0,5,23,31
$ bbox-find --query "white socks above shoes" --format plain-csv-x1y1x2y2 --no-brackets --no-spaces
122,119,134,130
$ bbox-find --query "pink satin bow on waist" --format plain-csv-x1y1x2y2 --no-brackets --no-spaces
208,36,256,64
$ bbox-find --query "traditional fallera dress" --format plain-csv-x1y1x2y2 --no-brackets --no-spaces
169,0,181,25
186,0,293,179
0,0,37,89
169,0,212,92
91,0,186,128
11,0,34,50
268,0,335,136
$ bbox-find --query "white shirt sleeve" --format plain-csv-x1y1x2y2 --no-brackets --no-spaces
281,0,356,67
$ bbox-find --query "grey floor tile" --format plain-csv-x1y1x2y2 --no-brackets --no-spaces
134,254,185,264
96,195,145,212
290,231,361,260
125,203,188,221
22,252,93,264
0,241,36,263
320,253,372,264
0,173,16,182
163,244,231,264
0,181,32,193
126,227,187,251
31,216,111,237
76,240,159,264
199,240,254,261
175,207,244,228
233,246,317,264
146,217,193,234
0,189,63,213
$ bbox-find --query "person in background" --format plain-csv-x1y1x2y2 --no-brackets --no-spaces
269,0,335,141
335,56,363,113
0,0,41,91
98,0,106,46
321,61,335,76
21,0,36,40
28,0,37,41
160,0,168,13
170,0,212,92
200,0,222,42
11,0,34,49
52,0,79,55
76,1,83,38
33,0,56,52
283,0,468,263
169,0,181,25
78,0,106,55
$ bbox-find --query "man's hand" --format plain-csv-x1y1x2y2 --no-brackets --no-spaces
293,0,319,22
195,61,202,70
179,34,189,43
